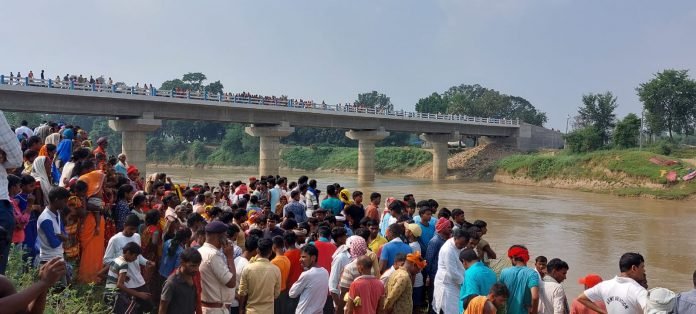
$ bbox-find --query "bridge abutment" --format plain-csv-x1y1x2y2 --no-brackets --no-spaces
108,114,162,174
420,132,459,181
346,128,390,182
245,122,295,177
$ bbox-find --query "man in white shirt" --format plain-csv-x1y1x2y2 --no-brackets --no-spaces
14,120,33,140
433,228,471,314
289,244,329,314
103,215,154,292
577,252,648,314
539,258,569,314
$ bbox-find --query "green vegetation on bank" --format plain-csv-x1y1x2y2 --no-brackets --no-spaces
496,145,696,199
148,144,432,174
5,245,109,313
281,146,432,173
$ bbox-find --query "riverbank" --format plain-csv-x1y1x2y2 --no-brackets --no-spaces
493,149,696,199
148,146,432,175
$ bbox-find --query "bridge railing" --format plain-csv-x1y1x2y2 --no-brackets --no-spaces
0,74,520,126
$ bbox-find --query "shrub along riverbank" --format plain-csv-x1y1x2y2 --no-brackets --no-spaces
494,146,696,199
149,145,432,174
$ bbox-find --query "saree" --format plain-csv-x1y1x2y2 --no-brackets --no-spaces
76,170,106,283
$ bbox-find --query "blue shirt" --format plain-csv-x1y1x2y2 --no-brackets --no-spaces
379,213,392,237
415,217,436,252
269,187,281,210
460,262,498,313
320,197,343,216
283,201,307,223
425,233,446,279
500,266,540,314
379,238,412,269
159,239,184,278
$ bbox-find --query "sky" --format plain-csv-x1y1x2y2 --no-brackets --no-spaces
2,0,695,131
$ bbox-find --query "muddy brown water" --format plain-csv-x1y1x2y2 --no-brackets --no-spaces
151,165,696,298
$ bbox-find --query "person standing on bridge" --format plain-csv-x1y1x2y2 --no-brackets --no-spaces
40,70,44,80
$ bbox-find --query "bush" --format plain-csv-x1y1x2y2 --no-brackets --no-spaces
5,245,110,313
564,127,604,153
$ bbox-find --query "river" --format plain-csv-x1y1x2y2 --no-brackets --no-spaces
151,165,696,297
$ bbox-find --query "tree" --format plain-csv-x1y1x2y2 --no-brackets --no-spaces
356,91,393,112
578,92,617,144
182,72,207,91
415,93,447,114
160,79,187,91
205,80,224,95
431,84,547,126
613,113,641,148
637,69,696,140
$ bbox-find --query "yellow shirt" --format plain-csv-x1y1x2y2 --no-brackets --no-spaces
369,235,388,253
238,257,281,314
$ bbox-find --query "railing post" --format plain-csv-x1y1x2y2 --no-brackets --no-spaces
0,75,4,85
170,90,174,97
111,85,116,93
130,86,134,94
203,91,208,100
25,77,29,86
70,81,75,90
48,79,52,88
91,84,96,91
218,93,222,101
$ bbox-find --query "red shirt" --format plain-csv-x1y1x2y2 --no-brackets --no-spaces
285,248,303,288
348,276,385,314
313,241,336,274
365,204,379,221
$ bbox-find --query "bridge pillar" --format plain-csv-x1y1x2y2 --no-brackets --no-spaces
245,122,295,177
346,128,390,182
108,114,162,175
420,132,459,181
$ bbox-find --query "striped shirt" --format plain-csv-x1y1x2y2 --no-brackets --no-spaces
105,256,130,290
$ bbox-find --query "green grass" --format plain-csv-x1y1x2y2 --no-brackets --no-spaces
496,148,696,199
280,146,431,173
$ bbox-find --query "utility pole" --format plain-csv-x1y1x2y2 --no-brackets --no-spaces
565,114,570,134
639,109,645,150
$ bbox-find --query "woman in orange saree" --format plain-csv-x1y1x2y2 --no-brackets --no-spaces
76,169,106,283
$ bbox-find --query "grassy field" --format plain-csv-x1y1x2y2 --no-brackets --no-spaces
496,147,696,199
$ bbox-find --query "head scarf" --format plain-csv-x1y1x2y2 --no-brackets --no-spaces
44,133,61,146
406,251,427,270
339,189,352,205
127,165,139,176
435,217,452,233
62,128,74,140
235,184,248,195
31,156,52,205
55,133,73,162
507,246,530,264
79,170,106,198
347,235,367,260
38,144,49,157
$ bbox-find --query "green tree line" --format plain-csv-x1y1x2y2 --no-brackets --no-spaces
565,69,696,153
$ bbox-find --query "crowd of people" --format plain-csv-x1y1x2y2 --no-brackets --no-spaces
5,70,398,115
0,110,695,314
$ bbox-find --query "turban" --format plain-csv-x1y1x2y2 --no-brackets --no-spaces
435,217,451,233
347,235,367,260
406,251,427,270
507,246,530,264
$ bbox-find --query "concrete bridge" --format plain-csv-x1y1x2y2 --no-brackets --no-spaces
0,75,563,181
